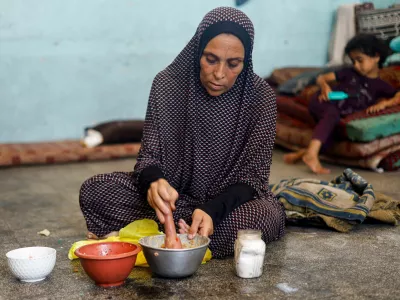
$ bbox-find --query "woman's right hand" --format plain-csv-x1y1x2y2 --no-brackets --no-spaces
147,178,179,224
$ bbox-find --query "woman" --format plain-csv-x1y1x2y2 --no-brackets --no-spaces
79,7,285,258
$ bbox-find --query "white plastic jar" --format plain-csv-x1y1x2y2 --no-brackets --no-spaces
234,230,266,278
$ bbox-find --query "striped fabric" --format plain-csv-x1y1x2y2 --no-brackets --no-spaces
356,6,400,44
270,169,375,223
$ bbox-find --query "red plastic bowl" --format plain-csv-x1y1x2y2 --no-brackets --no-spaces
75,242,141,288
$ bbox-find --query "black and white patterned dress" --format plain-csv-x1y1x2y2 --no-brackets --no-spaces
79,7,285,258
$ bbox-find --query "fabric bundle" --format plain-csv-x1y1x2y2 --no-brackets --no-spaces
271,169,400,232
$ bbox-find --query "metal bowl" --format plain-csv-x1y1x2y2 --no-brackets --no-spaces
139,234,210,278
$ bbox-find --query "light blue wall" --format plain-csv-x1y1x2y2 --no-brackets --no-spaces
370,0,398,8
0,0,394,142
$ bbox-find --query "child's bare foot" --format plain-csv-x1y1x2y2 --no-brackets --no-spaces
302,153,331,174
283,149,306,164
178,219,190,234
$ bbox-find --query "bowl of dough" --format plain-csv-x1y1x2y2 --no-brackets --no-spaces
139,234,210,278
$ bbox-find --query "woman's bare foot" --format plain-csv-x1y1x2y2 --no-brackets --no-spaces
178,219,190,234
283,149,306,164
105,231,119,238
86,231,119,240
87,232,99,240
302,153,331,174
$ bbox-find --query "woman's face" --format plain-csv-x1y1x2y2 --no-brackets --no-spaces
200,34,245,97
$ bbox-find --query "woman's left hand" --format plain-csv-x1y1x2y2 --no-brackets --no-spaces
367,101,388,114
188,209,214,239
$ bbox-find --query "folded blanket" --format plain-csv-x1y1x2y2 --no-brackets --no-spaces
277,93,400,142
277,97,316,126
276,107,400,172
277,115,400,159
271,169,374,223
276,137,400,172
270,169,400,232
344,113,400,142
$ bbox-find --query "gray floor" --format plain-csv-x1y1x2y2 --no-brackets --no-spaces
1,148,399,300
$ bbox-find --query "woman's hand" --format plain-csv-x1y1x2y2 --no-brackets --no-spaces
147,178,179,224
188,209,214,239
367,100,389,114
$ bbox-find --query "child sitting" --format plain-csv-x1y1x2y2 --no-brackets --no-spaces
284,34,400,174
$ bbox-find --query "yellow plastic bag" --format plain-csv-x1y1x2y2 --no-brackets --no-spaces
119,218,161,240
68,219,212,266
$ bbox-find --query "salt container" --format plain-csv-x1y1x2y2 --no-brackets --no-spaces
234,230,266,278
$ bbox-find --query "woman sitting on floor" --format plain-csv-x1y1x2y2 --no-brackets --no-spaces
78,7,285,258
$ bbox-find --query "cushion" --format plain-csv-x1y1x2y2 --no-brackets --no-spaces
277,66,344,95
268,67,321,86
277,115,400,159
384,54,400,67
339,106,400,142
277,93,400,142
390,36,400,53
85,120,144,145
276,136,400,171
276,115,400,171
0,141,141,167
344,112,400,142
276,96,316,126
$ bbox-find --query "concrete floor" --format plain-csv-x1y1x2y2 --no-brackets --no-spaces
0,148,399,300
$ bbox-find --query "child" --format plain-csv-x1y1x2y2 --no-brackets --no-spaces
284,34,400,174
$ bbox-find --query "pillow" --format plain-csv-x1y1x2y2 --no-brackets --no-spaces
390,36,400,53
278,66,345,95
384,54,400,67
269,67,321,86
83,120,144,148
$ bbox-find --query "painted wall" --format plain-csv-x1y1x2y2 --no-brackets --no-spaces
0,0,395,142
370,0,398,9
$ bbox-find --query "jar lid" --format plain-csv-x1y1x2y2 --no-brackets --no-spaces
237,230,261,240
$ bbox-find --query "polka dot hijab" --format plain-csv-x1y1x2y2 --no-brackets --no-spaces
134,7,277,205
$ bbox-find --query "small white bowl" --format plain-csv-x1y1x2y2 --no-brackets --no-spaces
6,247,56,282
